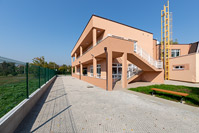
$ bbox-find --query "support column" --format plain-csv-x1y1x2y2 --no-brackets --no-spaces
107,50,112,91
71,67,73,74
75,65,77,74
93,28,97,47
75,53,77,60
80,64,83,75
122,52,127,88
79,63,82,80
80,46,83,56
93,57,97,77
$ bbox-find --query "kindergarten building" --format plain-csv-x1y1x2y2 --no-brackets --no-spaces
71,15,198,91
71,15,164,91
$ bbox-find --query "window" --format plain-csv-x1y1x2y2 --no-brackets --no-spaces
171,49,180,57
97,64,101,78
134,42,137,52
83,67,87,76
112,63,122,79
173,65,184,70
90,65,93,76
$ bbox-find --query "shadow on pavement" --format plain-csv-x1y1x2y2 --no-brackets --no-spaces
14,82,54,133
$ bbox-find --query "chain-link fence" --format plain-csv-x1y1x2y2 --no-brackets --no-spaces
0,56,56,118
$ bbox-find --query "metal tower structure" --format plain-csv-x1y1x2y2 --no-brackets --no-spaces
170,12,173,45
161,0,170,80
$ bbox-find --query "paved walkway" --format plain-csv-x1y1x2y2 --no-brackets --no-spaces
15,76,199,133
164,80,199,88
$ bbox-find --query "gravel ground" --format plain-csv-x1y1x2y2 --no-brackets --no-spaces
15,76,199,133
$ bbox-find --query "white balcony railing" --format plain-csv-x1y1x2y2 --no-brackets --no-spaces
134,44,163,69
74,34,163,69
127,65,142,79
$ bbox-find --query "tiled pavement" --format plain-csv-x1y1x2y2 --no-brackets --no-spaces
15,76,199,133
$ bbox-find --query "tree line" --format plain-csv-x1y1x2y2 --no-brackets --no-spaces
0,56,71,76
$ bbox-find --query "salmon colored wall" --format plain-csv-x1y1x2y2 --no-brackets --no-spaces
81,75,106,89
169,53,197,82
71,19,93,56
128,71,164,83
153,40,157,60
170,44,190,56
140,71,164,83
156,44,190,59
196,54,199,83
72,73,79,79
93,16,154,57
72,37,134,66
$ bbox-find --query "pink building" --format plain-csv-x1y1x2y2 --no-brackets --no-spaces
155,42,199,83
71,15,164,91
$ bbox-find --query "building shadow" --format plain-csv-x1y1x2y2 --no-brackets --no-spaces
14,81,55,133
31,105,72,132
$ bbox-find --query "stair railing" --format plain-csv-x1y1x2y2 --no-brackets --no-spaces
134,44,163,69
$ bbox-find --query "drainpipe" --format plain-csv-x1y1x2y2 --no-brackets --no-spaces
79,61,81,80
104,47,108,91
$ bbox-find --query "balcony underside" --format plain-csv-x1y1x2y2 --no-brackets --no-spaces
72,36,163,72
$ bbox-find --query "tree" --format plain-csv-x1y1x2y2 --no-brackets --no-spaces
171,39,178,44
48,62,59,70
32,56,47,67
58,64,71,74
16,65,25,74
0,62,17,76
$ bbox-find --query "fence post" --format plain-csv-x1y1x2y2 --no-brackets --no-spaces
48,68,50,80
26,63,29,98
45,67,47,83
38,66,40,88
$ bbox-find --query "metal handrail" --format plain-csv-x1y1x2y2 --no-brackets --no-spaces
134,45,163,69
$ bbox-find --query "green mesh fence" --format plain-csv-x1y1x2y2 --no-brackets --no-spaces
40,67,46,86
0,56,56,118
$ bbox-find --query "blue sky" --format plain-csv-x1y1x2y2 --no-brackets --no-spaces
0,0,198,65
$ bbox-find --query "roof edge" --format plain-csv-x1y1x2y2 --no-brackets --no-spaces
92,14,153,35
71,14,153,55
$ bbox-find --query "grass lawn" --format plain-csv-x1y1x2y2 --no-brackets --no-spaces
129,84,199,107
0,75,45,118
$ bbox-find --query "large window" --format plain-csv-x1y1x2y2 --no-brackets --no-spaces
112,63,122,79
97,64,101,78
90,65,93,76
171,49,180,57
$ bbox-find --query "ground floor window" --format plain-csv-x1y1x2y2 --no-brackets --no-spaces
83,67,87,76
97,64,101,78
112,63,122,79
90,65,93,76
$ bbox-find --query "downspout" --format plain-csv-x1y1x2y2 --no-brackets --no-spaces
104,47,108,91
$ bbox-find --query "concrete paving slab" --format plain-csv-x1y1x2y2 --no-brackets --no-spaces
164,80,199,88
15,76,199,133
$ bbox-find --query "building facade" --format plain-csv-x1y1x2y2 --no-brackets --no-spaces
71,15,164,91
155,42,199,83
